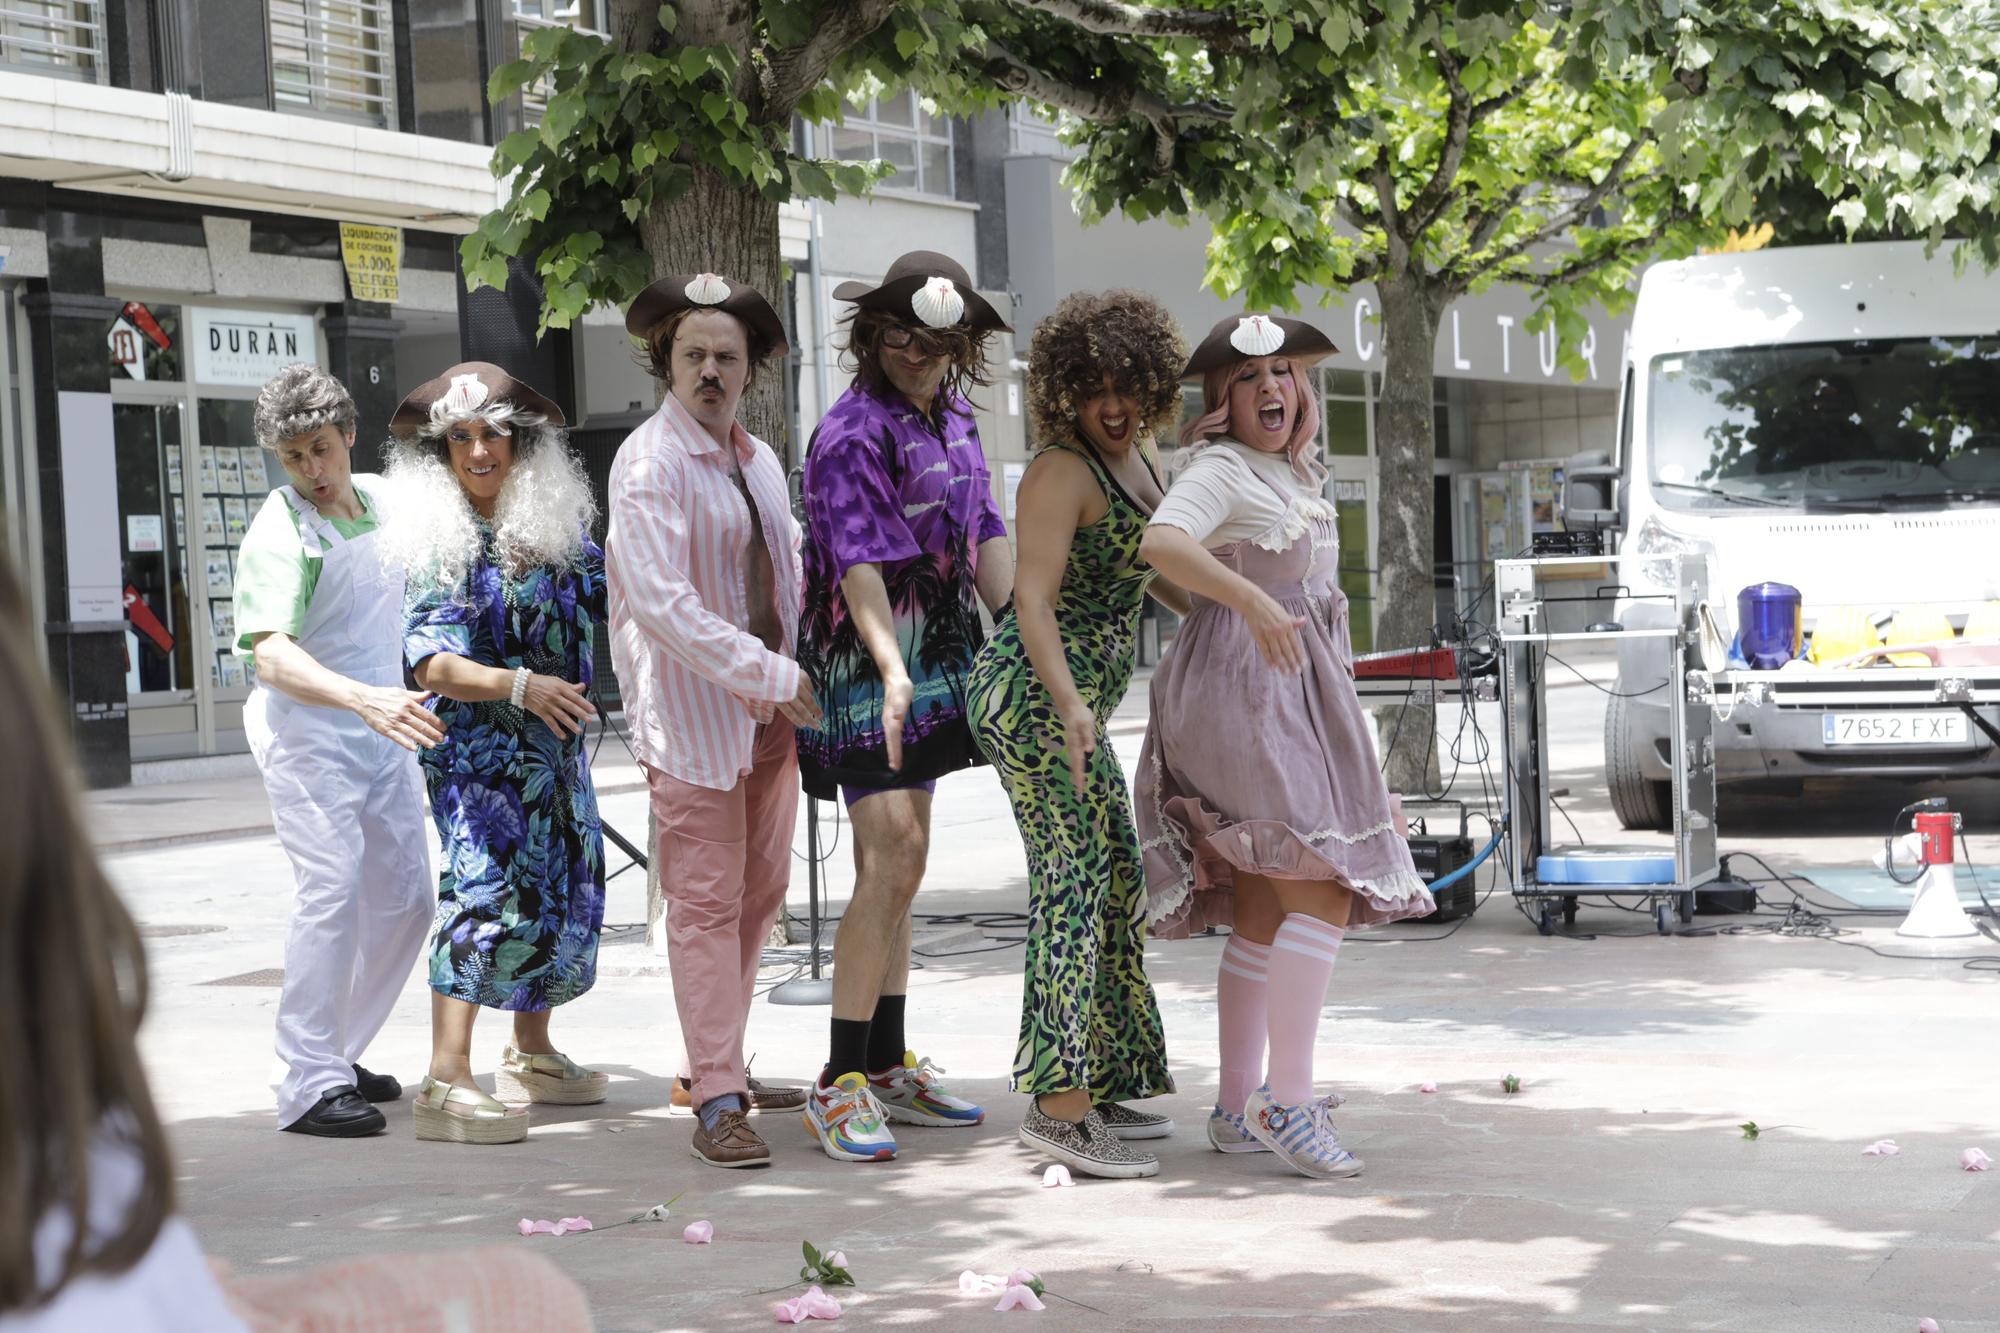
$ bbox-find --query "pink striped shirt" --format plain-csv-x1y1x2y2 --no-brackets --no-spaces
606,393,802,791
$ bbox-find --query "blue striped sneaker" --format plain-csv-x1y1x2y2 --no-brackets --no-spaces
1243,1085,1364,1179
1205,1106,1272,1154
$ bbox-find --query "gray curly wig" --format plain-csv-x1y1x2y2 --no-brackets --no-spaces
253,364,357,451
380,403,596,597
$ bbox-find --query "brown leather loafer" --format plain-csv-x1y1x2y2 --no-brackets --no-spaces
670,1068,809,1115
747,1073,808,1112
691,1108,771,1169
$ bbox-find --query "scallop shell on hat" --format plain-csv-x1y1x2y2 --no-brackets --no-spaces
436,372,490,419
911,276,966,329
1229,315,1286,357
684,273,730,306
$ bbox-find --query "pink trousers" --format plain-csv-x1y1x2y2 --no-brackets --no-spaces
646,719,800,1108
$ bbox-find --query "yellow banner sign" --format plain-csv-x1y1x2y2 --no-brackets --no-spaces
339,222,403,303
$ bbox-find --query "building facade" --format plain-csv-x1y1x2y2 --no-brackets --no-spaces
3,11,1625,787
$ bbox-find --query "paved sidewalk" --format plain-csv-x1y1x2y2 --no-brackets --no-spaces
101,668,2000,1331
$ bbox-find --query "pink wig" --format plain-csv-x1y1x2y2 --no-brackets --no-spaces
1178,359,1325,486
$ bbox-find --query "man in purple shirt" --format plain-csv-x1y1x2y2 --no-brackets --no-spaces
797,250,1015,1163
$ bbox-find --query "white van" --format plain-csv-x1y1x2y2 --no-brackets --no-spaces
1574,240,2000,829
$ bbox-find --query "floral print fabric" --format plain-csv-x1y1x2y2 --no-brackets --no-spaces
405,526,607,1011
795,379,1009,799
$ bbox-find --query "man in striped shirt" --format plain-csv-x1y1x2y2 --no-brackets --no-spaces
607,273,822,1170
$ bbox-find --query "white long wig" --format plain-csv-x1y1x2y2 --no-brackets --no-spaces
380,401,597,597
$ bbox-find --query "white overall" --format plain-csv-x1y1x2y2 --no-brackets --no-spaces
243,478,433,1127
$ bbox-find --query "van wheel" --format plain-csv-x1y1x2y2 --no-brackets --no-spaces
1606,691,1673,831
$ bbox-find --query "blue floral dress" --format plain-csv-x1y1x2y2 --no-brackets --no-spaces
404,525,607,1012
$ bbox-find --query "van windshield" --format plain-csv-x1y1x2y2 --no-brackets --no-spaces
1647,337,2000,512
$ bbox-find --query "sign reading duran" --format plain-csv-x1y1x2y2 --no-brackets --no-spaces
338,222,403,303
189,308,317,387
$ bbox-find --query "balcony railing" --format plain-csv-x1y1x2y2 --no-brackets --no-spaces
270,0,395,127
0,0,106,80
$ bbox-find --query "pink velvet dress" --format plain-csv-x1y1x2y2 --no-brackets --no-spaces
1135,448,1433,938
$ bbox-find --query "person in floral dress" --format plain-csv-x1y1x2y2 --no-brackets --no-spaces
382,362,608,1146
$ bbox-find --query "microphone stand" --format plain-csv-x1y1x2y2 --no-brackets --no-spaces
771,460,833,1005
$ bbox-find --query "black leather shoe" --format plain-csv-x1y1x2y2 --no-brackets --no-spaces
281,1086,387,1138
352,1064,402,1104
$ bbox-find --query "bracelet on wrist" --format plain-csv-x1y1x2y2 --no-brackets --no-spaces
509,666,530,708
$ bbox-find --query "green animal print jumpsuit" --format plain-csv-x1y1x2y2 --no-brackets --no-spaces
967,441,1174,1102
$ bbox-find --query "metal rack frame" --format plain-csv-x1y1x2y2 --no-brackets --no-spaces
1496,553,1721,934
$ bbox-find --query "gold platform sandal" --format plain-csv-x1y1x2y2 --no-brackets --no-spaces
495,1046,610,1106
413,1076,530,1145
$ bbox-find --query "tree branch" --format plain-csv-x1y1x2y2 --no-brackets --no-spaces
761,0,904,117
1469,75,1531,125
1009,0,1249,52
979,39,1228,174
1406,39,1472,238
1516,219,1686,289
1463,182,1529,253
1457,133,1650,285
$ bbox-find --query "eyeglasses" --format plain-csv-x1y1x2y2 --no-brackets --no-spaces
879,323,955,355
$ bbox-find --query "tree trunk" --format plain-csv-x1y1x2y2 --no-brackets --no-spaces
1372,270,1446,799
634,171,789,954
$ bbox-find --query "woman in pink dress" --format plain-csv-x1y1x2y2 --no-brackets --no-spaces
1135,313,1433,1181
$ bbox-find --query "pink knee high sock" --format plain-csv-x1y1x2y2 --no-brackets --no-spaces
1265,914,1345,1105
1216,935,1272,1115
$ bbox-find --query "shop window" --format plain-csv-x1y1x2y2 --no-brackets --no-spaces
512,0,606,127
0,0,104,80
827,92,955,198
269,0,396,127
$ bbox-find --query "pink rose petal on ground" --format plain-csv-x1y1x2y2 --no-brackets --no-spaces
776,1287,844,1324
1917,1319,1940,1332
1862,1140,1901,1156
517,1219,541,1236
959,1271,1000,1297
1008,1269,1038,1287
683,1220,713,1244
1961,1147,1992,1171
798,1286,843,1319
1041,1165,1073,1188
552,1217,592,1236
994,1284,1046,1312
1417,1082,1438,1094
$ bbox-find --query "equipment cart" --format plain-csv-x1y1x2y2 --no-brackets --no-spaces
1497,553,1721,934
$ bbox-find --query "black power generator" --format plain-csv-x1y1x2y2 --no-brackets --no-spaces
1400,801,1477,923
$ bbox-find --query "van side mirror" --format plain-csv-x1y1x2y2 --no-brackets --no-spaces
1562,449,1623,531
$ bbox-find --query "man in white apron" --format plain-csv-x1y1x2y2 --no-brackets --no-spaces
234,364,439,1137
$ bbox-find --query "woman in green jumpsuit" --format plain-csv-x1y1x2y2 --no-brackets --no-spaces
968,290,1191,1180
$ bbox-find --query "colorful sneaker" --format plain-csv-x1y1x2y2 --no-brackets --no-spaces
1020,1105,1159,1179
869,1051,984,1127
1093,1101,1175,1140
1243,1085,1364,1179
803,1072,898,1163
1205,1106,1272,1154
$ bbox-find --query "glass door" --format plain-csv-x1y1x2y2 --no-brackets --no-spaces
195,395,269,753
113,399,203,758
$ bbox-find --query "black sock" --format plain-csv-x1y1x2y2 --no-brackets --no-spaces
866,994,908,1073
823,1018,871,1086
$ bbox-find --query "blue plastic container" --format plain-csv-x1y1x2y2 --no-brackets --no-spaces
1737,582,1802,669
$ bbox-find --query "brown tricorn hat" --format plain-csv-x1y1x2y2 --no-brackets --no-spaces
1182,313,1338,379
389,361,565,440
625,272,791,357
832,249,1012,334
